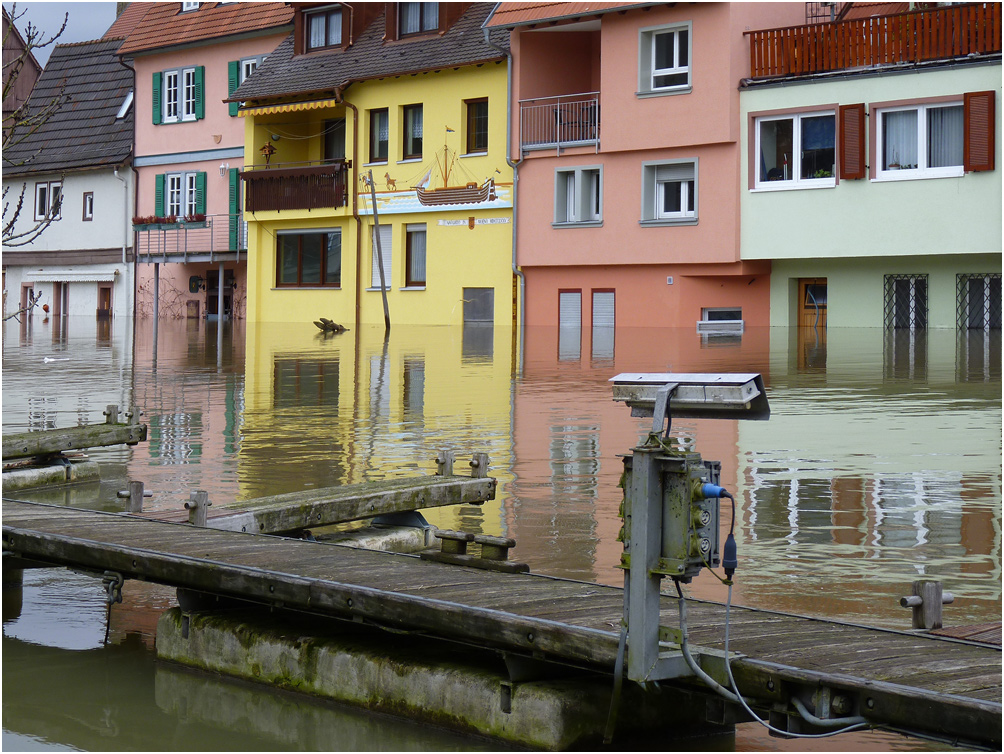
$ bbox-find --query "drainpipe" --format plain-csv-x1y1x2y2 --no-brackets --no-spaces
483,27,524,370
335,87,364,328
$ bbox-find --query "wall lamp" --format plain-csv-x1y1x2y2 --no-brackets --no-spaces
219,162,230,177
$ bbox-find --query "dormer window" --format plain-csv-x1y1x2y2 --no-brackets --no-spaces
306,6,343,51
398,2,438,36
182,1,200,12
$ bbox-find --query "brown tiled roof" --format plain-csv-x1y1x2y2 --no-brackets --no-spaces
839,2,911,20
4,38,133,176
233,3,508,104
116,2,293,56
484,1,655,28
102,3,153,41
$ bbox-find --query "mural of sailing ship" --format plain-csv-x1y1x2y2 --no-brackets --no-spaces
411,129,498,207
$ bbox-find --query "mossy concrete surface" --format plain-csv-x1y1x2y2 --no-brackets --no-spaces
2,460,100,491
157,607,731,750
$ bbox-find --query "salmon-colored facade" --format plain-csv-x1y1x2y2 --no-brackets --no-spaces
490,2,805,330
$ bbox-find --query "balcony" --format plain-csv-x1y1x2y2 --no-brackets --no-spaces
135,213,244,264
240,160,350,213
519,93,599,153
747,2,1001,79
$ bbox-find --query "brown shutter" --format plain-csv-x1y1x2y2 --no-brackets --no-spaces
838,103,866,180
964,90,995,172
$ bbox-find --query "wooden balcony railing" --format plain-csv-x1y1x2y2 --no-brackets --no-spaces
747,2,1001,79
241,160,350,213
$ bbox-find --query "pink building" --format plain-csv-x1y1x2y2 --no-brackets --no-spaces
116,2,293,321
485,2,805,333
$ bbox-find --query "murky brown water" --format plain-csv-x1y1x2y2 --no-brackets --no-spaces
3,316,999,751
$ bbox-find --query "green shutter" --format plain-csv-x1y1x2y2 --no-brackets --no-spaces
195,172,207,214
228,60,240,117
194,65,205,120
152,71,162,125
154,174,165,216
228,168,240,250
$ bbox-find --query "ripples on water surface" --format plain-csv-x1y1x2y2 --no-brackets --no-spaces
3,317,999,752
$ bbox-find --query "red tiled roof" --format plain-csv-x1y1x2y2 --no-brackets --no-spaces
102,3,153,41
485,1,653,28
840,2,911,20
116,2,293,56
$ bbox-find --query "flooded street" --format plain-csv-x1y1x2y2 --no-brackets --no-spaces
3,316,1000,751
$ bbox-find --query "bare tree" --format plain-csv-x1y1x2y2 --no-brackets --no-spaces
3,4,67,247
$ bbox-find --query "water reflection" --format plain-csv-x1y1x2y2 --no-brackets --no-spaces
3,316,1000,751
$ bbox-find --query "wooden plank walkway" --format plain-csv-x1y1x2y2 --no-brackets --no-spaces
3,500,1000,749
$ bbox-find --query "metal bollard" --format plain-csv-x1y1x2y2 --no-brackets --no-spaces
899,579,954,629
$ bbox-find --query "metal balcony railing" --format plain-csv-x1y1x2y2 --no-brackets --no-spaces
134,213,244,263
240,160,350,213
746,2,1001,79
519,93,600,153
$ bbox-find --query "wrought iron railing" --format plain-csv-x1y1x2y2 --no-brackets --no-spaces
519,93,599,152
746,2,1001,78
134,213,244,262
241,160,350,213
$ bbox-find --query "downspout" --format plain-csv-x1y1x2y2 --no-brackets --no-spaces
113,167,128,265
335,87,363,327
483,27,524,370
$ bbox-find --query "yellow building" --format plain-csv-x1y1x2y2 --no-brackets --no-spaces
231,2,515,328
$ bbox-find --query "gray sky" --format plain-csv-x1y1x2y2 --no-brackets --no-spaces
4,2,118,67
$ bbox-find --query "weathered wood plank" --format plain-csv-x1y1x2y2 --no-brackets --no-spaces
3,424,147,460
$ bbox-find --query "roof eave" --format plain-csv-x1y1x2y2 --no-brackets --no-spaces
483,2,662,30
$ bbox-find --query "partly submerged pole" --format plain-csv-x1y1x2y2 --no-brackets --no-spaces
366,169,391,334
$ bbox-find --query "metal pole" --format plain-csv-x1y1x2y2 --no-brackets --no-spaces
366,170,391,334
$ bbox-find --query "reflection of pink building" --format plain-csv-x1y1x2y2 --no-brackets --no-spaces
116,3,293,321
485,3,803,332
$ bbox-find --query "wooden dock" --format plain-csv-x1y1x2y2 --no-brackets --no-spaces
3,499,1000,749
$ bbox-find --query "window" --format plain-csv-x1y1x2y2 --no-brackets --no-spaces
399,2,438,36
884,275,928,330
324,118,346,161
182,1,199,11
82,192,94,221
554,167,601,226
277,231,342,287
957,274,1002,330
402,104,423,160
306,6,342,51
153,66,203,124
405,223,426,287
465,98,488,154
755,112,835,188
877,102,963,179
371,224,392,289
33,181,61,222
228,55,267,116
639,23,691,95
641,160,697,224
155,172,205,218
369,108,389,163
558,290,582,361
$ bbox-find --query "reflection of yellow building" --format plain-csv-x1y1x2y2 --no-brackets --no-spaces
241,323,514,534
233,4,515,328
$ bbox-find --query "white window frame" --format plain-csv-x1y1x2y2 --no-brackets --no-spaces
875,101,964,181
163,66,196,123
753,111,836,190
33,181,61,222
638,22,692,97
641,159,698,226
554,166,602,226
82,191,94,221
182,1,200,11
165,172,200,218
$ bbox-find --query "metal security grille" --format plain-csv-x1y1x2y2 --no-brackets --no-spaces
957,274,1002,330
884,275,928,330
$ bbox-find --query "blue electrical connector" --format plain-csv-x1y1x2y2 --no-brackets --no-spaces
700,483,728,499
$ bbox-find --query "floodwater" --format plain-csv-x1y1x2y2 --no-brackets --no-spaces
3,315,1000,752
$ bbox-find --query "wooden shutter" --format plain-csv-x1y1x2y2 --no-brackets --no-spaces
838,103,866,179
228,61,240,117
228,168,240,250
194,65,205,120
964,90,995,172
152,72,162,125
195,172,207,214
154,174,165,216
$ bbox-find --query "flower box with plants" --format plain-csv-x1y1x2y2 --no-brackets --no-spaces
132,213,207,230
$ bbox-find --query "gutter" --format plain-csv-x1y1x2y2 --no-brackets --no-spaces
482,26,524,371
